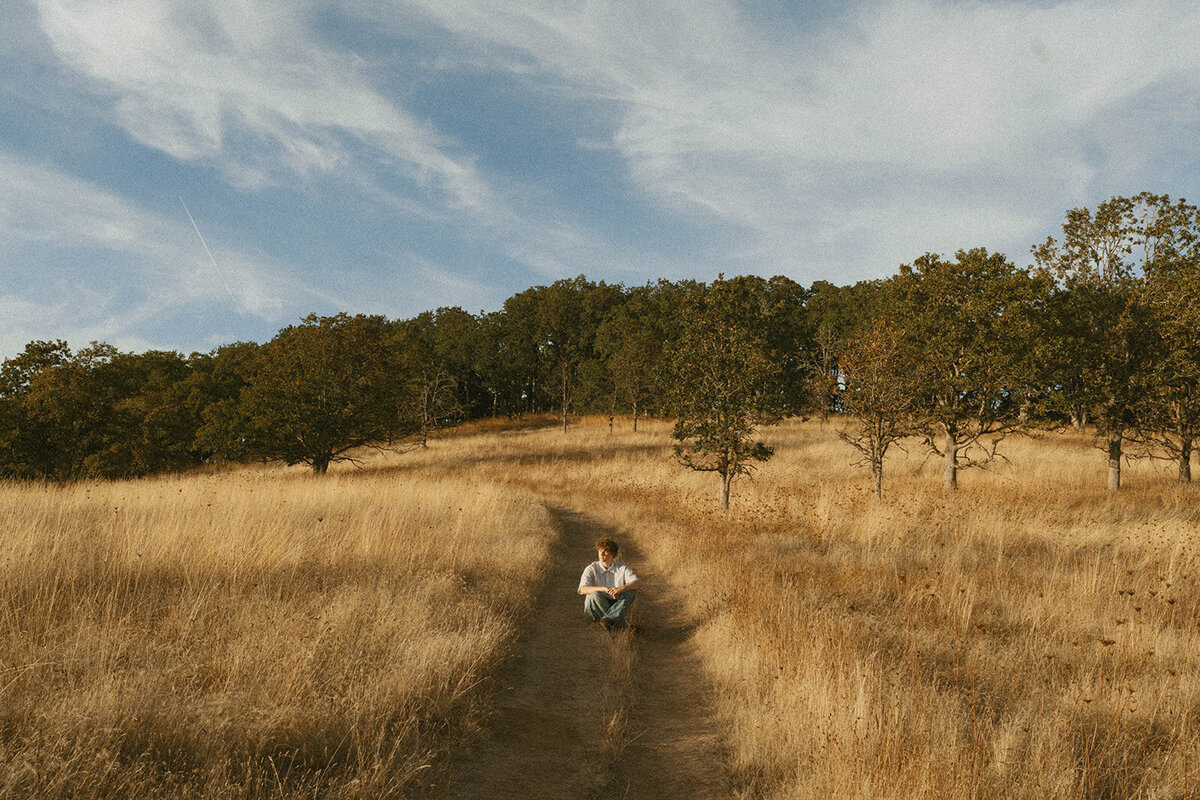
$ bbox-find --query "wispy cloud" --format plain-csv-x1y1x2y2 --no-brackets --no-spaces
384,0,1200,277
0,150,331,355
29,0,651,286
32,0,490,207
8,0,1198,358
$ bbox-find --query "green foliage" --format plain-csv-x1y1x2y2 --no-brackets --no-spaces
1033,192,1185,488
0,339,71,397
1032,195,1157,434
0,340,73,478
393,315,465,447
574,355,618,426
493,292,542,416
666,276,785,509
836,320,916,498
592,282,680,428
539,276,624,430
1130,195,1200,479
241,313,408,473
104,350,198,476
190,342,263,463
425,306,486,416
1,344,202,480
887,248,1050,488
804,279,886,418
491,275,624,427
760,275,814,415
6,194,1200,494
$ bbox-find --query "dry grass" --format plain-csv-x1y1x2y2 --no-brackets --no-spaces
4,415,1200,799
0,464,552,799
475,416,1200,800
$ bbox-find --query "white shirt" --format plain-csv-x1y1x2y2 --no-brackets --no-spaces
579,560,638,591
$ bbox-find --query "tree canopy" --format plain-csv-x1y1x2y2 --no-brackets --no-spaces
665,276,789,510
241,313,409,474
5,192,1200,495
888,248,1050,490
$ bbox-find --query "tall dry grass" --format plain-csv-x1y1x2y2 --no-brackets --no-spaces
0,463,552,799
5,415,1200,799
484,416,1200,800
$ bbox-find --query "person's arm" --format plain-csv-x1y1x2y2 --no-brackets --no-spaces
578,564,602,595
601,568,639,599
613,578,639,596
611,564,639,597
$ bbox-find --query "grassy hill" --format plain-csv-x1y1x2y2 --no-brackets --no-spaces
2,417,1198,798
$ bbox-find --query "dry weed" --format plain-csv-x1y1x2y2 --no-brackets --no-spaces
487,416,1200,800
5,414,1199,800
0,465,552,799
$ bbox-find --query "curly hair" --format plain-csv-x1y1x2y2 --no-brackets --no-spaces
594,537,619,556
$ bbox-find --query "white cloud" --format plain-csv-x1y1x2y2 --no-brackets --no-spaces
29,0,651,286
0,151,332,355
32,0,490,209
18,0,1200,347
384,0,1200,277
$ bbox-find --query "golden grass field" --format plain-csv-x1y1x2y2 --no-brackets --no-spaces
0,462,553,798
3,416,1200,799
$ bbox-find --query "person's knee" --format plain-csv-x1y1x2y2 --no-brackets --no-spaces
584,590,609,619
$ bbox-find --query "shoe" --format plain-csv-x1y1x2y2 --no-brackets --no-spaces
601,618,616,631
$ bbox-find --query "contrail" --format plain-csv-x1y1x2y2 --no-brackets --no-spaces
180,196,240,307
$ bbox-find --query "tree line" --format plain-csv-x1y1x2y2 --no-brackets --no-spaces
1,193,1197,504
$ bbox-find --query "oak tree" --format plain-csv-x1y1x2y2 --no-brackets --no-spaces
241,313,407,474
1033,195,1159,490
1134,195,1200,480
666,276,785,510
889,249,1049,490
836,320,916,499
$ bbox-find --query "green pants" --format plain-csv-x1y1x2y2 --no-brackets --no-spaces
584,589,637,626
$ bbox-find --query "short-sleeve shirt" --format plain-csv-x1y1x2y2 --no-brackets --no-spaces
579,560,638,592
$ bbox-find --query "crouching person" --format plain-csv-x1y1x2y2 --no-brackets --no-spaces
578,537,639,630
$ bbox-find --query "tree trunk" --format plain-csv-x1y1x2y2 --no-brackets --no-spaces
1179,437,1193,483
943,427,958,491
720,472,731,511
872,460,883,500
1108,431,1122,491
561,365,569,434
312,454,330,475
632,401,639,432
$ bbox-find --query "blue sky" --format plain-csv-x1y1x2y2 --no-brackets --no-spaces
2,0,1198,358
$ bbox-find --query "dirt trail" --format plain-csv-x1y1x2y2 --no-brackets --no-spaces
442,507,732,799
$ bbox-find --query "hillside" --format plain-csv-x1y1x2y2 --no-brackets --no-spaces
2,417,1199,799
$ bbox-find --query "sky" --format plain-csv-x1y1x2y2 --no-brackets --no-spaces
2,0,1199,358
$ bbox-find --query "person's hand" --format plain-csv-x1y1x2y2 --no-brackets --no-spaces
606,587,619,599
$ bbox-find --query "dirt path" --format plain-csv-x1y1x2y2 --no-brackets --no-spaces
441,506,732,799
